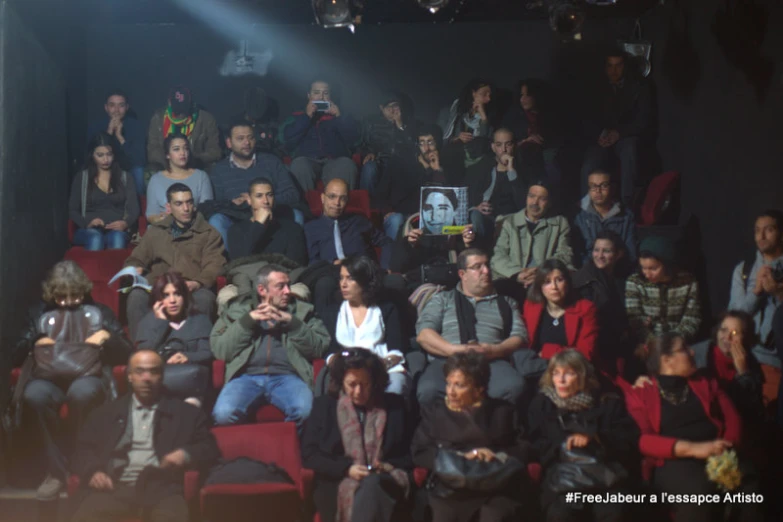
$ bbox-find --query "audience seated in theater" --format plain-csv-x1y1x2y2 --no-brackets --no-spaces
376,124,450,241
574,169,637,267
522,259,598,363
464,127,529,244
86,89,146,195
415,248,528,405
227,177,308,265
359,92,419,196
134,271,214,407
581,48,652,207
14,261,132,500
208,120,304,255
527,350,639,522
146,134,213,223
280,79,360,191
728,209,783,369
69,132,140,251
70,350,219,522
411,351,531,522
302,350,414,522
318,256,411,397
501,78,563,185
211,264,329,429
572,231,631,371
625,236,701,352
623,333,763,522
389,216,474,290
124,183,225,341
146,85,222,171
438,78,494,177
305,179,392,312
490,180,574,301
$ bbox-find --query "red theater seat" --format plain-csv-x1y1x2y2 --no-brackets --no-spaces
201,423,307,522
639,171,680,226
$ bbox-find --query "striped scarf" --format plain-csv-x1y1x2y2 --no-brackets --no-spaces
162,105,198,137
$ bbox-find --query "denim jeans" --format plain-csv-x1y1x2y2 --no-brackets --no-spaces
73,228,129,251
469,209,495,241
128,166,145,196
360,160,380,197
212,373,313,428
383,212,406,240
209,210,304,258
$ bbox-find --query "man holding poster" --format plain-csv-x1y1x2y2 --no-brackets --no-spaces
419,186,468,235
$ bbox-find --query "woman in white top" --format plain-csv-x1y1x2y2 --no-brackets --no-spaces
146,134,213,223
322,256,412,396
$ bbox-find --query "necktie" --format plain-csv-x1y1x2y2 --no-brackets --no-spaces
334,219,345,260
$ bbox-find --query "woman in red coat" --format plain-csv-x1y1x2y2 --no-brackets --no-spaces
624,333,763,522
522,259,598,361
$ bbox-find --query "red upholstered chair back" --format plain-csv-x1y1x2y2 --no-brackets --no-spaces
640,171,680,226
211,423,304,487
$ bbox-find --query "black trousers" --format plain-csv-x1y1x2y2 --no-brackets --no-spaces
429,493,524,522
653,458,764,522
162,363,210,401
313,473,406,522
22,376,105,478
71,483,188,522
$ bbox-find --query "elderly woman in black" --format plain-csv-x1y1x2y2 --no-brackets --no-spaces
302,349,413,522
14,261,132,500
527,349,639,522
412,351,530,522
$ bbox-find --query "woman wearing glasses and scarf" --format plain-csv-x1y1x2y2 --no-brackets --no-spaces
302,349,414,522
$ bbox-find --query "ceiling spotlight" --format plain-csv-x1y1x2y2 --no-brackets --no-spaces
416,0,451,14
548,1,586,40
313,0,362,30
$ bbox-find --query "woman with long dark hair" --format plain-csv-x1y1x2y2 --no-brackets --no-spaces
68,132,139,250
439,78,494,178
134,270,213,406
502,78,563,183
522,259,599,361
146,133,213,223
302,349,414,522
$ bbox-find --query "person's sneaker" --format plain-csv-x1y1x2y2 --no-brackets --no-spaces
36,474,64,501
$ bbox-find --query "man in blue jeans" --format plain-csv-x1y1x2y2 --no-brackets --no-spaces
210,264,330,429
86,89,146,195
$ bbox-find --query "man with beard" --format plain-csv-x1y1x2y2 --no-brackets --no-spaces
729,209,783,369
491,180,573,301
463,128,529,244
415,248,528,405
211,264,329,429
124,183,225,341
208,121,304,255
70,350,218,522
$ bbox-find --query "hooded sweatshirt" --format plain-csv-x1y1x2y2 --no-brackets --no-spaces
574,194,637,265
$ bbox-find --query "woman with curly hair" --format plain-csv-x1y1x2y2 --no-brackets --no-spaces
302,349,414,522
14,261,131,500
320,256,410,396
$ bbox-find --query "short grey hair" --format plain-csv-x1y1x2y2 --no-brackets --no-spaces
256,263,289,287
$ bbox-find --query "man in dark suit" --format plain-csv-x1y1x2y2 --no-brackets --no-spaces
70,350,219,522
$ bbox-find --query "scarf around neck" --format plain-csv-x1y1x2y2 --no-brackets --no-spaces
541,386,595,412
163,105,198,138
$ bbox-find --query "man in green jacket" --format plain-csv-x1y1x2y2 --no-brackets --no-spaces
491,180,574,300
211,264,330,429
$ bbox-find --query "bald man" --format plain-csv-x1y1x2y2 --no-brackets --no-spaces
303,179,392,313
71,351,218,522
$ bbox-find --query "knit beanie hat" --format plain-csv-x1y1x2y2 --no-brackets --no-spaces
639,236,676,264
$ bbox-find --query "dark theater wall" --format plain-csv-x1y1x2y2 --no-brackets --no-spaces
0,1,70,398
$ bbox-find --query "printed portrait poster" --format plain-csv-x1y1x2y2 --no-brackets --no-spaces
419,186,469,235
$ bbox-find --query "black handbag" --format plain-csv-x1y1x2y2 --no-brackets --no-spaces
542,443,628,494
421,263,458,287
32,305,104,381
430,448,524,497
